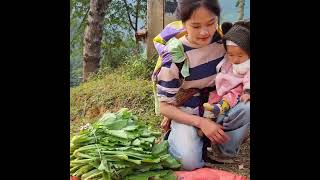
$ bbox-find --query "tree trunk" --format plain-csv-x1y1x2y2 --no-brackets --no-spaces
147,0,164,61
237,0,245,20
83,0,111,82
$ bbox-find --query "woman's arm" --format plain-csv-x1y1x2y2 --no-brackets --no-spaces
160,102,201,127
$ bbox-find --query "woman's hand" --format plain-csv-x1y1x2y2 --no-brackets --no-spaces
198,117,230,144
161,116,171,133
159,102,229,144
240,94,250,103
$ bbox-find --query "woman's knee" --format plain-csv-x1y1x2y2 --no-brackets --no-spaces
168,141,204,170
180,151,204,170
168,122,204,170
220,102,250,130
237,101,250,113
231,102,250,122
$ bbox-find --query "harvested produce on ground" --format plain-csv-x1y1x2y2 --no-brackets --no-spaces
70,108,181,180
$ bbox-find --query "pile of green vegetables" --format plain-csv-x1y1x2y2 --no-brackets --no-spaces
70,108,181,180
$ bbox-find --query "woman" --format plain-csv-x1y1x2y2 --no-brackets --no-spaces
153,0,250,170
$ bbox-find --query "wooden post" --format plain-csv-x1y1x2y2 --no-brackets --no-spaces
147,0,164,61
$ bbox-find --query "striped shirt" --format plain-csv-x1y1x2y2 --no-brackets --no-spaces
156,33,226,115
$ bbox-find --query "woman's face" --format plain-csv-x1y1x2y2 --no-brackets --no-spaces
226,45,249,64
183,6,218,47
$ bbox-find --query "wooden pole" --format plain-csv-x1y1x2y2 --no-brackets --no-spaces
146,0,164,61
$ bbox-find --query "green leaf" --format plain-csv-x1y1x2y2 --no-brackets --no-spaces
117,168,134,178
152,141,168,156
150,131,162,137
131,147,148,153
71,134,92,144
71,158,96,166
97,112,129,130
124,170,172,180
113,154,129,160
88,159,101,168
132,138,141,146
75,152,96,159
101,150,150,158
98,159,109,171
73,144,98,155
123,125,139,131
105,130,128,139
139,129,151,137
116,108,132,119
141,157,160,163
140,137,156,143
126,159,142,165
115,146,131,151
102,170,112,180
72,164,94,177
81,169,100,179
160,155,181,169
99,112,117,122
102,136,131,146
137,164,163,172
83,170,103,180
70,164,83,173
161,171,177,180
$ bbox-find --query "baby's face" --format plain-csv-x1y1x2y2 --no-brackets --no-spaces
226,45,249,64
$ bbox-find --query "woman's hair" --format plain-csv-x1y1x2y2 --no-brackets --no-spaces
175,0,221,22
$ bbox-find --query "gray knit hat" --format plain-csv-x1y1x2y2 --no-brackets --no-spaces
223,24,250,57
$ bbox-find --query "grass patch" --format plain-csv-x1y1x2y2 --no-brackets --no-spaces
70,66,160,136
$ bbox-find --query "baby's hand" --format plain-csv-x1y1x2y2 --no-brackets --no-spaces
240,94,250,103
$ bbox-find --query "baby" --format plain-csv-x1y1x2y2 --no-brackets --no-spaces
203,21,250,120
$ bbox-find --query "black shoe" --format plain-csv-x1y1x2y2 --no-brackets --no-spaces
207,144,235,164
202,136,224,164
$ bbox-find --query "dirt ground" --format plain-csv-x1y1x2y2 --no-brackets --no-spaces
205,138,250,179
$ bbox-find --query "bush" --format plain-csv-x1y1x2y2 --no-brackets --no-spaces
70,54,83,87
122,54,156,80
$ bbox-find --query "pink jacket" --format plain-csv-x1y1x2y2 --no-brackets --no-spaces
215,58,250,97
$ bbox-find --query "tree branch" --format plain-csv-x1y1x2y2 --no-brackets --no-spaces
71,7,90,45
122,0,136,31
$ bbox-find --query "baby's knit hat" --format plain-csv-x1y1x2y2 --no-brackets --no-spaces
223,23,250,56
